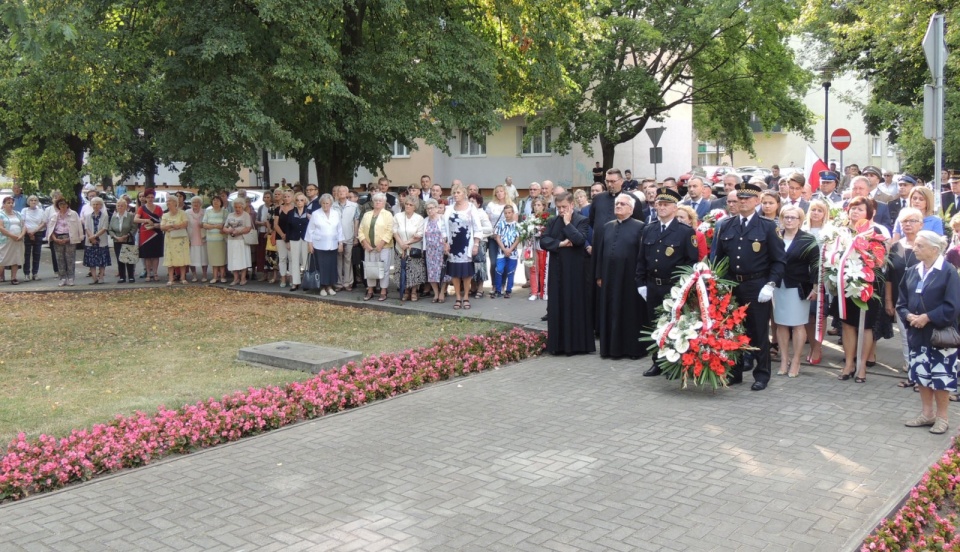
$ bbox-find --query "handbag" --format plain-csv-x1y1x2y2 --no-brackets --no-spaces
919,296,960,348
363,260,386,280
119,244,139,264
408,248,423,259
932,326,960,349
302,254,322,291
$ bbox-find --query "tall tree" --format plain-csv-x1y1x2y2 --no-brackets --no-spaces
528,0,814,168
800,0,960,178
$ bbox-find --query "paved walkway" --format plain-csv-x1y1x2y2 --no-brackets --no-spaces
0,259,949,551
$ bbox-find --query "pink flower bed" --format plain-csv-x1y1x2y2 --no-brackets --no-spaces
863,434,960,551
0,328,546,502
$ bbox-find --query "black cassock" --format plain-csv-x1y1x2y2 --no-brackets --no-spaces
540,212,596,355
593,217,647,359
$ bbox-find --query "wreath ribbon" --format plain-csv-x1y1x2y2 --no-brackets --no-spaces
657,265,715,349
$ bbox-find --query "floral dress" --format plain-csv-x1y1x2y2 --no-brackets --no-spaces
82,212,112,268
424,217,447,283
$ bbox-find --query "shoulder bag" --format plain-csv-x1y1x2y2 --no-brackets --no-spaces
920,295,960,348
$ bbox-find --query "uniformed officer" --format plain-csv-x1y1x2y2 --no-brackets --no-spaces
714,180,786,390
813,170,843,205
636,188,699,376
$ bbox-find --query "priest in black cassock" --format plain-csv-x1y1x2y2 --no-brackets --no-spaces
588,168,644,333
594,193,647,359
540,192,595,355
588,168,645,232
636,188,699,376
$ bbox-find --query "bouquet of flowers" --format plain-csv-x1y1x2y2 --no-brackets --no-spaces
517,212,549,243
819,221,887,309
645,260,753,390
697,209,730,250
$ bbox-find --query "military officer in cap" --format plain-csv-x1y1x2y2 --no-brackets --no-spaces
636,188,699,376
713,181,786,390
813,170,843,205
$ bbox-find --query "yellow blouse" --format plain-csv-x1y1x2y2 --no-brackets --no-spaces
358,209,395,247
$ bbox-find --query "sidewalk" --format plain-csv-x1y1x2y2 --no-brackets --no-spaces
0,257,943,551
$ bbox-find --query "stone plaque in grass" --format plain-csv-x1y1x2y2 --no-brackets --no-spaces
238,342,362,374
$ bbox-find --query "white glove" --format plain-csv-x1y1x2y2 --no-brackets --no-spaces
758,283,775,303
637,286,647,300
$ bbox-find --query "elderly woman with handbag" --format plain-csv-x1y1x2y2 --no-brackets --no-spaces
82,196,112,284
358,192,395,301
108,197,138,283
161,196,191,285
898,230,960,435
394,195,426,301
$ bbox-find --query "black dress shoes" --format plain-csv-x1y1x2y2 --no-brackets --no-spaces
751,381,767,391
643,365,662,377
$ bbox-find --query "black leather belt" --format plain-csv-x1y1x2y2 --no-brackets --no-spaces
652,277,671,286
732,272,766,282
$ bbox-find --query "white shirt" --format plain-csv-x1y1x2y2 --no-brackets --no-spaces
21,206,46,232
305,209,343,250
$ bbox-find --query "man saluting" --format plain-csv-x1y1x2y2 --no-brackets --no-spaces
636,188,699,376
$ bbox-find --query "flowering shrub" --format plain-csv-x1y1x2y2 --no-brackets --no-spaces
647,261,752,390
862,434,960,551
0,328,546,502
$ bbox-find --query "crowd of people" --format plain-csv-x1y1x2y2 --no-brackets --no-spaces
2,163,959,431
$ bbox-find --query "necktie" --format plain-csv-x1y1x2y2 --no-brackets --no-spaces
661,224,666,233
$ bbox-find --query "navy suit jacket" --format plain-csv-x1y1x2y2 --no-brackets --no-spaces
682,198,711,219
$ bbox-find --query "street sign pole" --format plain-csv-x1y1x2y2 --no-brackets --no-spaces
923,13,947,212
646,127,666,182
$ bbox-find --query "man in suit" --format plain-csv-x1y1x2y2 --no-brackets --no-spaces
636,188,699,376
888,174,916,224
713,181,786,391
863,166,895,204
813,171,843,205
418,175,433,202
783,173,809,213
680,177,711,219
847,176,892,230
941,177,960,216
710,173,740,211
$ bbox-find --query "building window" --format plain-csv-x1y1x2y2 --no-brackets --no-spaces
521,126,552,155
460,131,486,156
269,151,285,161
872,137,882,157
390,141,410,158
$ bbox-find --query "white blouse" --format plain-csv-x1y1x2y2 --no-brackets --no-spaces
306,208,343,250
393,212,425,250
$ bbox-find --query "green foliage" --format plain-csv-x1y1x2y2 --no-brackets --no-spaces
529,0,813,166
800,0,960,178
1,0,581,193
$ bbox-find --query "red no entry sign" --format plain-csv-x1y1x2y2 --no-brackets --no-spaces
831,128,852,151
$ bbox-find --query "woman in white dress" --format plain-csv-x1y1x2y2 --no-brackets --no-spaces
224,199,252,285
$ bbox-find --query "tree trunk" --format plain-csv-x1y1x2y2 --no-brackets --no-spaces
600,137,617,173
298,157,310,187
261,149,271,189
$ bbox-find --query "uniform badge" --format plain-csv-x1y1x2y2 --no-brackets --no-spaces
691,236,697,247
665,246,675,257
752,241,761,252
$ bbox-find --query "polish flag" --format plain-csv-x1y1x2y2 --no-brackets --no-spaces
804,145,829,192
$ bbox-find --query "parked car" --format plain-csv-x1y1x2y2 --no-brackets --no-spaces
735,166,773,182
691,165,735,185
228,190,265,211
96,192,119,218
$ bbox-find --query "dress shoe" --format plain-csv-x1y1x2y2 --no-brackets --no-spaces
540,314,548,321
643,365,662,377
750,381,767,391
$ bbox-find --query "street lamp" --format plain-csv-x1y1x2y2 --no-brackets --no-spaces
822,81,831,163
